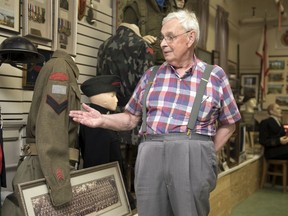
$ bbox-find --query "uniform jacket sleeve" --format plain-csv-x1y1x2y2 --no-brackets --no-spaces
36,57,80,206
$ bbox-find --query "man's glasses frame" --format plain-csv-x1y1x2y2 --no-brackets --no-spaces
159,30,192,43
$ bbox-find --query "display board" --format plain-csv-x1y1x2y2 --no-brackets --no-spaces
263,56,288,110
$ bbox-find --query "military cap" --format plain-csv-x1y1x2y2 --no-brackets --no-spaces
81,75,121,97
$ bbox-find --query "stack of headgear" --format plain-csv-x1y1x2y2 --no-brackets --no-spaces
81,75,121,97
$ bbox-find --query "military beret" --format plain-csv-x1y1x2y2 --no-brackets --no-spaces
81,75,121,97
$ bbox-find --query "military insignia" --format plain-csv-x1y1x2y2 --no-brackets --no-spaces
146,47,154,55
46,95,68,114
52,84,67,95
49,72,69,81
56,168,64,181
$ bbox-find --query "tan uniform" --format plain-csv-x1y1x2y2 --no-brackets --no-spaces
2,50,80,215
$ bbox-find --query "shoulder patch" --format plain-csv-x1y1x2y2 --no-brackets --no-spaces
146,47,154,55
49,72,69,81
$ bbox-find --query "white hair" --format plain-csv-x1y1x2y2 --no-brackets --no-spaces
162,10,200,47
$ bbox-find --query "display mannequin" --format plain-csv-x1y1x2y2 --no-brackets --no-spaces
79,75,122,168
259,103,288,159
97,22,154,146
79,75,136,209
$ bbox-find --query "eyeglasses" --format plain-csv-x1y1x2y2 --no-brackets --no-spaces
159,31,191,43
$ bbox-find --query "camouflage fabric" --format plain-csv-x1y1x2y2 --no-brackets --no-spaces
97,25,154,145
97,25,154,107
123,0,194,64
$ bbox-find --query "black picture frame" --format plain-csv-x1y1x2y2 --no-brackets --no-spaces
22,49,53,90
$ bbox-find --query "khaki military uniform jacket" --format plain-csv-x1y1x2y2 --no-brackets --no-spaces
15,50,80,206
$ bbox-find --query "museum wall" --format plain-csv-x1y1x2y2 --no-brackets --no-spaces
0,0,114,191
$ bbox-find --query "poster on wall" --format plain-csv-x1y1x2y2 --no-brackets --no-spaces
22,0,53,41
53,0,77,56
0,0,20,33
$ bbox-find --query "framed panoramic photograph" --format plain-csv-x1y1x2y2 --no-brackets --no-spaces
17,162,132,216
0,0,20,33
53,0,78,56
22,0,53,41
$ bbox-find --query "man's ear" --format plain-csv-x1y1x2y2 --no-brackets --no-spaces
187,31,195,47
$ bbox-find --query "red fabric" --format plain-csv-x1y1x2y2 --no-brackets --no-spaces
256,24,269,94
49,72,69,81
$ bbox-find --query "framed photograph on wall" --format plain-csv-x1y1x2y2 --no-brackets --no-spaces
17,162,132,216
241,74,259,101
0,0,20,33
53,0,77,56
22,0,53,41
22,49,54,90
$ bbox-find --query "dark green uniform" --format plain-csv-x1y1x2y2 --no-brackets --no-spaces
2,50,81,215
122,0,193,64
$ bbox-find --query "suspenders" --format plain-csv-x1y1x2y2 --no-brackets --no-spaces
141,64,214,135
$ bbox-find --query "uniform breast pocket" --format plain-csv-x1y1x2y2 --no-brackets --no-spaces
198,95,219,121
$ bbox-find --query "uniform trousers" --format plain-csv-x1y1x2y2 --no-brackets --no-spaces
134,133,218,216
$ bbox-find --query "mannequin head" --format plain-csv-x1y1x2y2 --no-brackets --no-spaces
89,92,118,111
81,75,121,111
267,103,282,118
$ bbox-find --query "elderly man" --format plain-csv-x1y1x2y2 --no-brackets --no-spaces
70,10,241,216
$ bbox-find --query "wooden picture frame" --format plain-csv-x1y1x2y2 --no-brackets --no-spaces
17,162,132,216
22,49,53,90
53,0,78,56
0,0,20,33
22,0,53,41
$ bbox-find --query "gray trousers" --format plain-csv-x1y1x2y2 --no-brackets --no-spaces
135,133,218,216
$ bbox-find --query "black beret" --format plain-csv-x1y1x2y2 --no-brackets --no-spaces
81,75,121,97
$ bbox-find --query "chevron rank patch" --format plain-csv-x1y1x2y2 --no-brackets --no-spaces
46,95,68,114
56,168,64,181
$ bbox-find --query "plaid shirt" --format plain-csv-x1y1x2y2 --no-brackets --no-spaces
125,58,241,136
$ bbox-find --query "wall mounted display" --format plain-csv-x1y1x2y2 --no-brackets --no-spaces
22,49,53,90
53,0,77,56
0,0,20,33
17,162,132,216
263,56,288,110
241,74,259,102
22,0,53,41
